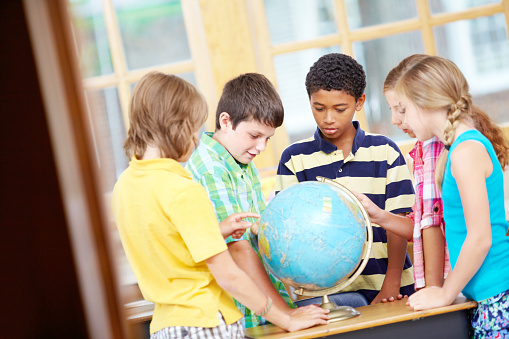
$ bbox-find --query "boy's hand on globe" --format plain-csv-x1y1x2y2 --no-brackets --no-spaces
220,212,260,239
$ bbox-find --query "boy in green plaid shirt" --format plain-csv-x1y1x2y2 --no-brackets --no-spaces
186,73,297,328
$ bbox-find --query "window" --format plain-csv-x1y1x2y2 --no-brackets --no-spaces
253,0,509,147
68,0,207,191
67,0,212,302
435,13,509,124
67,0,509,317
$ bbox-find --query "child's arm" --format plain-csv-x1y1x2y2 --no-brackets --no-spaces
373,222,408,304
351,191,411,303
198,171,296,313
420,139,446,287
228,240,295,313
422,227,445,287
408,141,492,310
354,191,413,240
206,250,330,331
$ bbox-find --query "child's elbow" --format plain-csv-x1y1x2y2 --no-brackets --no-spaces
214,269,242,295
470,233,492,257
479,236,492,255
215,275,233,292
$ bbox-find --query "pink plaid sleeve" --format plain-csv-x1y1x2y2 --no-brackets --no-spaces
420,138,451,283
411,138,451,289
420,139,444,229
409,142,425,288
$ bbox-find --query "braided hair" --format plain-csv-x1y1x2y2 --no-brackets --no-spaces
394,56,508,190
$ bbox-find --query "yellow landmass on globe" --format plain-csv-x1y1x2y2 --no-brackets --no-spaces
258,222,271,260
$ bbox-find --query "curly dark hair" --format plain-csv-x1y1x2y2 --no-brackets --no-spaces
305,53,366,101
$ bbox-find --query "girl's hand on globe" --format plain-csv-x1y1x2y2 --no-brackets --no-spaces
220,212,260,239
352,191,383,223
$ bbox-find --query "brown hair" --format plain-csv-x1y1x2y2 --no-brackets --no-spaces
124,71,207,160
215,73,284,130
394,56,509,189
471,105,509,169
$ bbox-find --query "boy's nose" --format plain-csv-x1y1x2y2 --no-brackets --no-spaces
255,139,267,152
324,110,335,123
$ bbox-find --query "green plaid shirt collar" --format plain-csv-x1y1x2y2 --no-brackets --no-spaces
201,131,250,171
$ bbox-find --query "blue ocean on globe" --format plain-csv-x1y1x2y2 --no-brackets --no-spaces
259,181,367,291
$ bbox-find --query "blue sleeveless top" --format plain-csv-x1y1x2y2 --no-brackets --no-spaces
442,129,509,301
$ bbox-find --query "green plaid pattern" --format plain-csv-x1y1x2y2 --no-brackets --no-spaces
186,132,295,328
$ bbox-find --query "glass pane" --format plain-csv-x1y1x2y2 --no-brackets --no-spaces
273,46,342,143
265,0,337,45
113,0,191,70
176,72,197,86
68,0,114,77
345,0,418,30
353,31,425,141
434,14,509,124
429,0,500,14
129,71,196,90
85,87,128,191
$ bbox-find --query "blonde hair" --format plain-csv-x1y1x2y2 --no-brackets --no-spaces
394,56,509,189
124,72,207,160
383,54,429,93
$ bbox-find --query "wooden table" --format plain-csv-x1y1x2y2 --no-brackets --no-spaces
245,297,477,339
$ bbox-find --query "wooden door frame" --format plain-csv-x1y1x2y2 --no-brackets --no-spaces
22,1,127,338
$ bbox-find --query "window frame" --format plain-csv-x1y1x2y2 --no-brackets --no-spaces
247,0,509,156
62,0,509,327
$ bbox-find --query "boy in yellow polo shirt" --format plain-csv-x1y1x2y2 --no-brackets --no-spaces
112,72,329,338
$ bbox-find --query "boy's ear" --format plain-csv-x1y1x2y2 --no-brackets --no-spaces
355,94,366,111
218,112,232,130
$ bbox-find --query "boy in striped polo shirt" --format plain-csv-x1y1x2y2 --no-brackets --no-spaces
275,53,415,304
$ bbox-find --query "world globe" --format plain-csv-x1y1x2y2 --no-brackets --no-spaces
258,177,372,320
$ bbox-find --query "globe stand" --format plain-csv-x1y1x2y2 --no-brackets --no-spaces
320,295,360,322
293,289,361,322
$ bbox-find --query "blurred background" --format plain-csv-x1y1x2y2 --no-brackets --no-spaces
6,0,508,337
67,0,509,189
67,0,509,298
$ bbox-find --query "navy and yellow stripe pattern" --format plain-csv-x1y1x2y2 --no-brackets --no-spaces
276,122,415,302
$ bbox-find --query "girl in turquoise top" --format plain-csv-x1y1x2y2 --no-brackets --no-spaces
393,55,509,338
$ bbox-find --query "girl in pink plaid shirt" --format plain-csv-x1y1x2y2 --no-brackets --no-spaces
355,54,505,293
386,55,450,290
355,55,450,293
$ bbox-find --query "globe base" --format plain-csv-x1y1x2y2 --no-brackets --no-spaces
320,295,360,322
